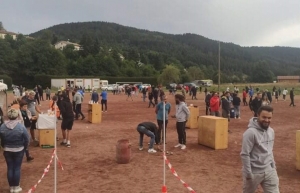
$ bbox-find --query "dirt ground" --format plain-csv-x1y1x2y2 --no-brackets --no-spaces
0,91,300,193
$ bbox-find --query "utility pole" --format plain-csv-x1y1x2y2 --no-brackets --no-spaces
218,42,220,93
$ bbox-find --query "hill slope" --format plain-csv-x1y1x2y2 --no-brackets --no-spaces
30,21,300,81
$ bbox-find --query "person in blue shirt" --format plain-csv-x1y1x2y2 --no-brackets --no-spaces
100,90,108,112
155,95,171,144
91,89,99,103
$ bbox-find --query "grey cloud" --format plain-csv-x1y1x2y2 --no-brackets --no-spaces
0,0,299,47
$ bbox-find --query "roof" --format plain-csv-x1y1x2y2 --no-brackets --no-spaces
277,76,300,80
55,41,80,47
0,30,18,35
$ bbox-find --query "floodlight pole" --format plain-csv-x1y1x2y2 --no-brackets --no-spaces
218,41,221,93
54,102,57,193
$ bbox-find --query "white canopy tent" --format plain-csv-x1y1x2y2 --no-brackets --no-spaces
0,82,8,114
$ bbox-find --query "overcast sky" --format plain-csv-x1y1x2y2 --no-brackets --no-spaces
1,0,300,47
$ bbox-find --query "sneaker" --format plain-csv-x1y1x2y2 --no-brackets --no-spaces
148,149,157,153
66,144,71,148
238,117,241,119
139,147,143,151
10,187,14,193
27,156,34,162
174,144,182,148
60,142,67,146
14,186,22,193
181,145,186,150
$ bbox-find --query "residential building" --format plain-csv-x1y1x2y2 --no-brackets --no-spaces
0,30,17,40
277,76,300,83
54,41,80,50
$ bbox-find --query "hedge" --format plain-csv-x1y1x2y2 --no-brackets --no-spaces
0,75,12,89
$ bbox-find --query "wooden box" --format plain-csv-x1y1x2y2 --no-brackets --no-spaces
39,129,55,147
198,116,228,150
296,130,300,170
88,104,102,123
186,106,199,129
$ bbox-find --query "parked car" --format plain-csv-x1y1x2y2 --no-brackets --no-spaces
183,83,199,89
166,83,177,90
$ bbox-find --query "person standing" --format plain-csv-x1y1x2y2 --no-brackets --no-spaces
125,86,133,101
59,93,74,148
242,89,248,106
205,91,212,115
74,89,85,120
148,91,155,108
274,90,279,103
26,91,41,144
221,91,231,121
191,86,197,100
91,89,99,103
240,105,279,193
172,94,190,150
232,93,241,119
100,89,108,112
282,88,288,101
45,87,51,101
250,92,262,117
136,122,159,153
0,108,30,193
155,95,171,144
142,87,147,102
210,92,220,116
289,88,295,107
153,87,159,104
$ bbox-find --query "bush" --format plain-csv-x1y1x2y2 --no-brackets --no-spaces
0,75,12,89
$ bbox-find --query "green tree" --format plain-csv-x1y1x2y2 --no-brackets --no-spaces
79,33,93,57
157,65,180,84
187,66,204,80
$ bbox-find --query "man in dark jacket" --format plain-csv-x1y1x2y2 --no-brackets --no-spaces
191,86,197,100
59,93,74,148
91,89,99,103
205,92,212,115
221,91,231,121
137,122,159,153
250,92,262,117
289,88,295,107
232,93,241,119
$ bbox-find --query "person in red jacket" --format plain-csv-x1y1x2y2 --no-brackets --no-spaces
210,92,220,116
242,89,248,106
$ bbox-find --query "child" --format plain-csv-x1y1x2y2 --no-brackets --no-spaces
49,95,61,119
18,100,35,162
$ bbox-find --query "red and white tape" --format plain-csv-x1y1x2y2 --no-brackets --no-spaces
27,149,63,193
163,153,196,193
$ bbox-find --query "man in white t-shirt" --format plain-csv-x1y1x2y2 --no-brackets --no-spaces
282,88,288,101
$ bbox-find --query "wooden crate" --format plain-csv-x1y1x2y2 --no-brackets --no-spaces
296,130,300,170
88,104,102,123
39,129,55,147
186,106,199,129
198,116,228,150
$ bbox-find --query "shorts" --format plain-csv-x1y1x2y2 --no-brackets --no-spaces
30,119,37,130
61,118,74,130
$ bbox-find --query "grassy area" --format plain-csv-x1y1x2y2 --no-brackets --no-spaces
207,83,300,95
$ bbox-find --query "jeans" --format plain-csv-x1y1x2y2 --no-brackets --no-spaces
148,99,155,107
75,104,84,118
234,105,240,118
46,94,50,100
142,94,146,102
101,99,107,111
3,150,24,186
137,125,155,149
176,122,186,145
157,120,168,143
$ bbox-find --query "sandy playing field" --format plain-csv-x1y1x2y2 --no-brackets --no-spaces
0,91,299,193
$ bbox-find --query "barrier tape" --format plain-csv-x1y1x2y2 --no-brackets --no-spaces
163,152,196,193
27,149,63,193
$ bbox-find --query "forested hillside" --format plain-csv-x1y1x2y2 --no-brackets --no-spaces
1,21,300,87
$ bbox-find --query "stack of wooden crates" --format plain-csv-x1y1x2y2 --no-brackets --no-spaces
198,116,228,150
88,104,102,123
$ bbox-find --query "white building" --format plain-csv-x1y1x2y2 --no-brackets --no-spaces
0,30,17,40
54,41,81,51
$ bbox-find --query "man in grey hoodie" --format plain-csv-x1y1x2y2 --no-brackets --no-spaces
240,105,279,193
172,94,190,150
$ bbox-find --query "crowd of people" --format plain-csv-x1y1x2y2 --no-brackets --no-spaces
0,83,296,192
